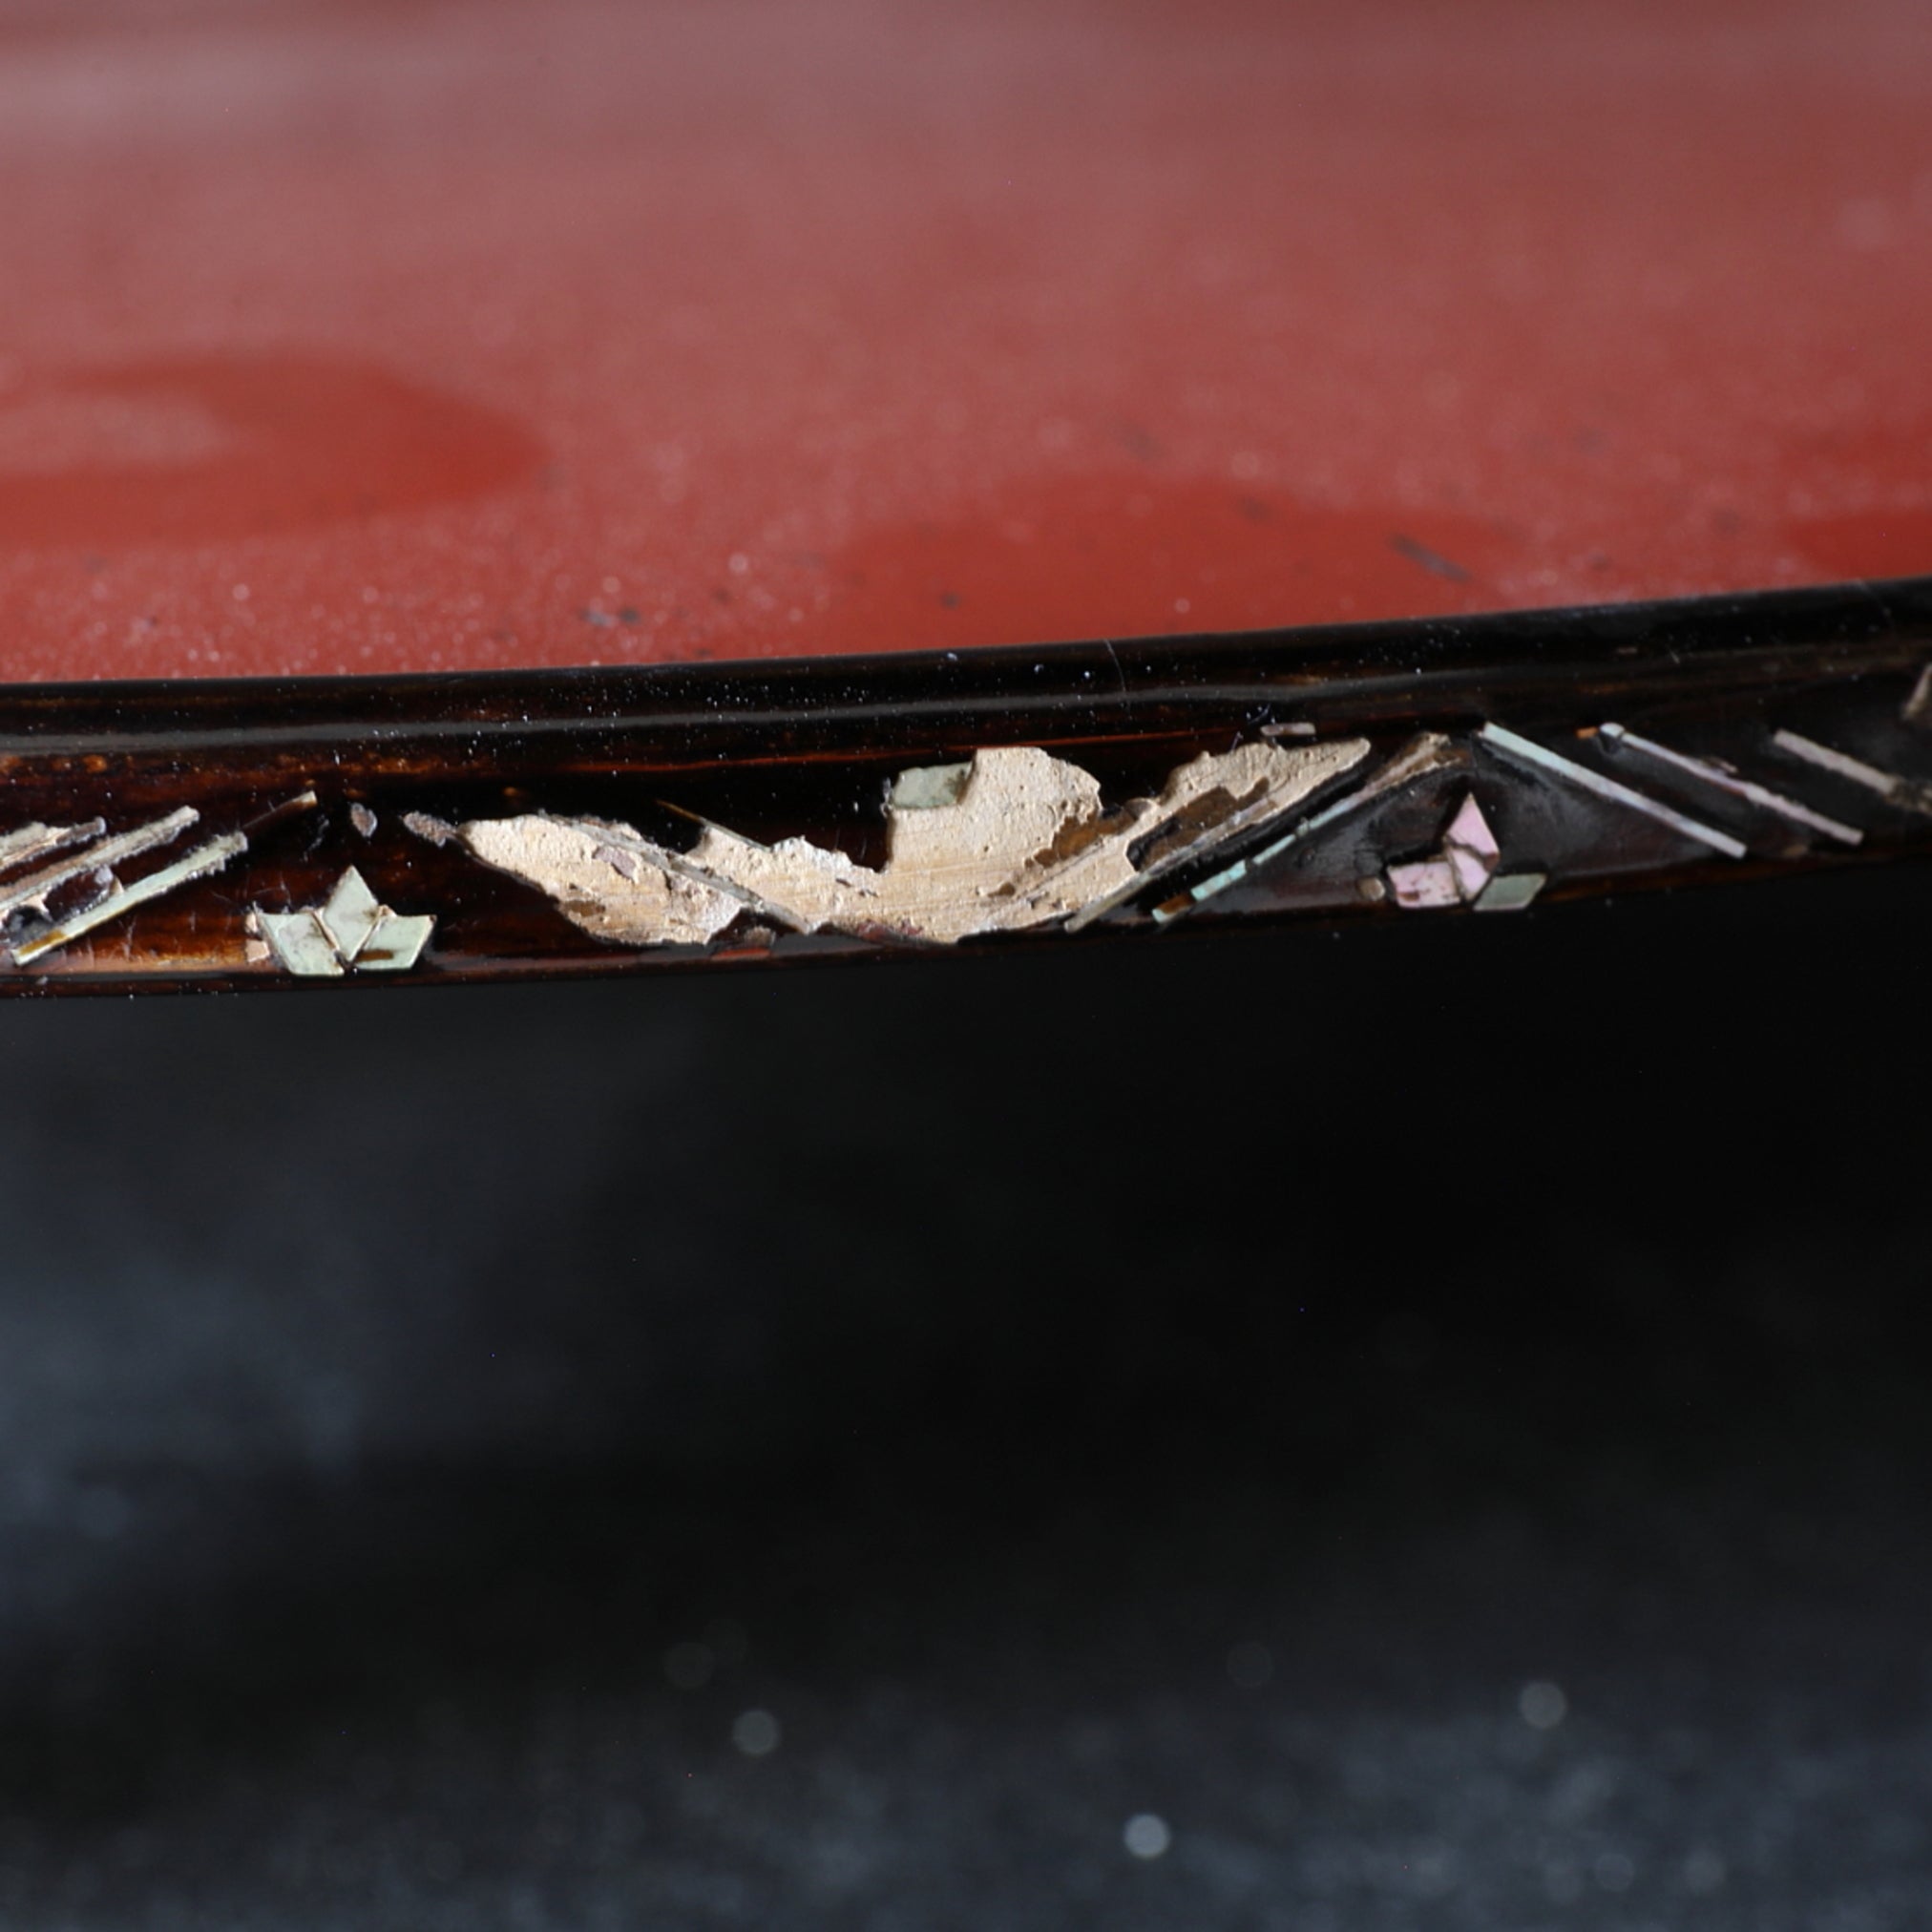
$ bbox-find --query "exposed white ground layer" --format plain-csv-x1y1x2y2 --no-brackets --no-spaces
457,739,1369,947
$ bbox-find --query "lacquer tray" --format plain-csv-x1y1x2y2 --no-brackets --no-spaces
4,0,1928,992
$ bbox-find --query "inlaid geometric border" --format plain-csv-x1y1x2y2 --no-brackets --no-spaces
2,576,1929,991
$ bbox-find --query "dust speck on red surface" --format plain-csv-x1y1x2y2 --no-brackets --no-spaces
0,0,1928,682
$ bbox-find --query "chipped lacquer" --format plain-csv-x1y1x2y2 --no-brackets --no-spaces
1,577,1930,994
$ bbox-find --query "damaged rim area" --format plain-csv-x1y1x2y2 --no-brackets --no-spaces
4,575,1932,988
446,738,1373,950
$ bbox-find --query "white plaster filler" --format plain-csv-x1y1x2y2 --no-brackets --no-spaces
455,739,1371,948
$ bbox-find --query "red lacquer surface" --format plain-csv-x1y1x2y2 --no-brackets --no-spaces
1,0,1929,682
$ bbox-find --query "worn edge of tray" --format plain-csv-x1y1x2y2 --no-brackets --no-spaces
1,575,1929,996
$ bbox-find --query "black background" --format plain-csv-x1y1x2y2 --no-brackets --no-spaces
3,867,1930,1928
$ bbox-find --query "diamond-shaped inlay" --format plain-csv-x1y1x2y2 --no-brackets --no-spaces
1387,793,1544,914
255,868,434,976
256,909,344,976
317,866,385,962
358,913,436,972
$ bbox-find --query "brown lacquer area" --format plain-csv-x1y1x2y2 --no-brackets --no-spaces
3,578,1931,994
